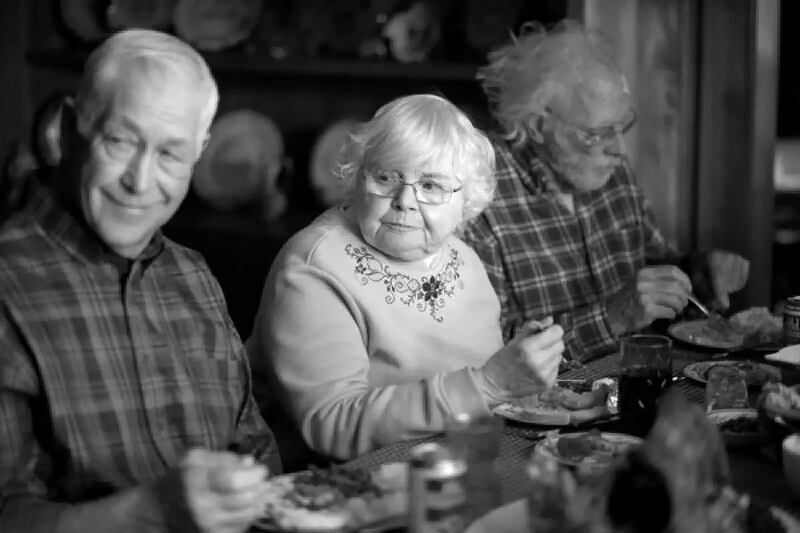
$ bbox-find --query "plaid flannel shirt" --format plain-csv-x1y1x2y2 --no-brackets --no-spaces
461,138,678,362
0,175,279,521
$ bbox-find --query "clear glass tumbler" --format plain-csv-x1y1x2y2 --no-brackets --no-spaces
705,366,748,411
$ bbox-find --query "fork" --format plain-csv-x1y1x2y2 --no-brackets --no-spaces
687,293,711,317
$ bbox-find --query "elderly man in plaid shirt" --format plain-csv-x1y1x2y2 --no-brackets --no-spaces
0,30,279,532
461,20,750,363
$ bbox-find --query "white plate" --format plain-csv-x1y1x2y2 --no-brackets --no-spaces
193,109,285,213
493,403,615,427
534,431,642,470
668,319,745,350
682,360,781,386
174,0,262,51
493,379,617,427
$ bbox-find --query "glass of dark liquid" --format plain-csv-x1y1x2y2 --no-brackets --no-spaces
618,334,672,437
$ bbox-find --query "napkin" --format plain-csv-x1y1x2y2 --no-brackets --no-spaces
765,344,800,365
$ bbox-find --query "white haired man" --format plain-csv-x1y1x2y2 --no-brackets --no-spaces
461,20,750,362
0,30,279,532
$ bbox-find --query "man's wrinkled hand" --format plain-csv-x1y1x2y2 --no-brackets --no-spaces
605,265,692,336
179,449,270,533
706,250,749,310
477,318,564,406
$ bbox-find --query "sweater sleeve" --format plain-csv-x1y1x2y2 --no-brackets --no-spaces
248,261,491,461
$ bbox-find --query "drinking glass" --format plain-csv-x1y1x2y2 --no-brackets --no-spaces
618,334,673,437
705,366,748,411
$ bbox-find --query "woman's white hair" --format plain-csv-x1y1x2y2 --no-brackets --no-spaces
337,94,496,222
73,29,218,155
478,19,626,146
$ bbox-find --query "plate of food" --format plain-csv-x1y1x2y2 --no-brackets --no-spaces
669,307,783,351
253,463,407,532
534,430,642,471
493,379,617,426
706,408,768,449
682,360,781,387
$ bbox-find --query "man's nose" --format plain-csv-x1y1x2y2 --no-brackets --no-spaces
602,132,626,158
120,152,153,194
391,182,419,210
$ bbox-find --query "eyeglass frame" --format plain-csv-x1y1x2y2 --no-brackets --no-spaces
546,108,637,148
360,168,464,205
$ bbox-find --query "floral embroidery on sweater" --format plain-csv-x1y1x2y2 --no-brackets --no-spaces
345,244,465,322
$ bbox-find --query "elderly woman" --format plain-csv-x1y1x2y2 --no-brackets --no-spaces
247,94,564,461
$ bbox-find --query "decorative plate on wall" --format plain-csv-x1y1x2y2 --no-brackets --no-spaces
309,119,359,207
174,0,262,51
58,0,108,42
106,0,177,30
193,109,286,217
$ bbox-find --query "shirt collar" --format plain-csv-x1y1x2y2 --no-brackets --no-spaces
29,170,165,270
503,139,561,194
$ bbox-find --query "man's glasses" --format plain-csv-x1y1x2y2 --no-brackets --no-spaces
362,169,463,205
549,109,637,148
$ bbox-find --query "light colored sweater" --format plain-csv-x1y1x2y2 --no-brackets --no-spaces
247,205,503,459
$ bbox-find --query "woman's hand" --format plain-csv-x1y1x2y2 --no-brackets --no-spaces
476,317,565,406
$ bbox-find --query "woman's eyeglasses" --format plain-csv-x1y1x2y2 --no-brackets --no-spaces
362,170,463,205
549,109,637,148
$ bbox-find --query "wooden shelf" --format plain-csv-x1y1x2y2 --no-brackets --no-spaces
26,47,479,83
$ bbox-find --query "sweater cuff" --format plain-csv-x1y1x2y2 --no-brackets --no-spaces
441,367,493,416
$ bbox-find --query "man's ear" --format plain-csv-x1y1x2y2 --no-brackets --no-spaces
58,96,78,157
198,133,211,158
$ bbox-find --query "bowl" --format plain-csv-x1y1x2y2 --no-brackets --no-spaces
707,409,768,449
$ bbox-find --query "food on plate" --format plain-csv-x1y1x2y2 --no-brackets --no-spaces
514,380,608,411
759,382,800,414
699,315,747,346
255,463,407,532
511,380,611,411
673,307,782,349
554,429,633,465
683,360,779,387
496,379,616,426
728,307,783,344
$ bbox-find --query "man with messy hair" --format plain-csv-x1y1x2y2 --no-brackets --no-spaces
461,20,749,362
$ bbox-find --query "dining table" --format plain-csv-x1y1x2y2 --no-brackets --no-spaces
344,344,800,525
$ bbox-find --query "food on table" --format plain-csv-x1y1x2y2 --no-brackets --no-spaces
717,416,762,435
512,380,608,411
760,382,800,413
554,429,631,465
682,360,779,387
702,314,747,345
670,307,782,349
495,379,617,426
255,463,407,531
728,307,783,344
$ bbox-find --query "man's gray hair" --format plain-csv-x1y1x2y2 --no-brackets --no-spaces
478,19,626,146
74,29,218,154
